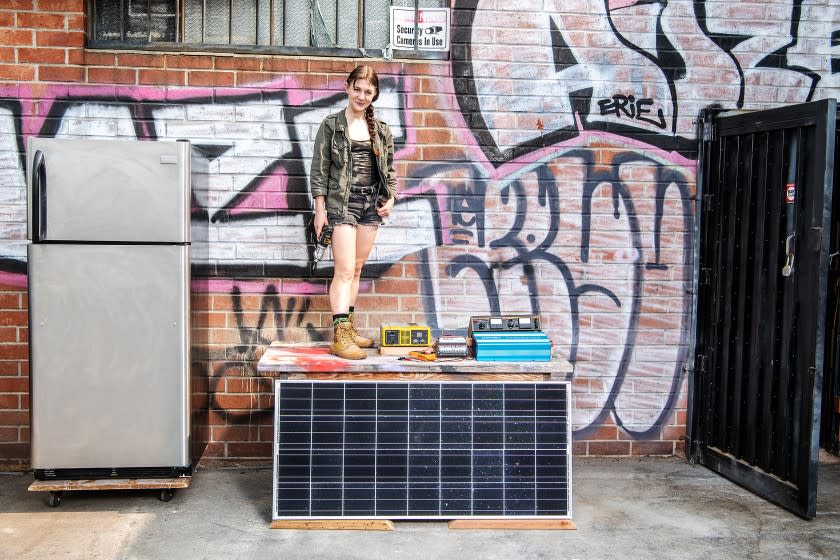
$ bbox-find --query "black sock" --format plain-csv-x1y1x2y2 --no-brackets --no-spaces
348,306,355,320
333,313,349,326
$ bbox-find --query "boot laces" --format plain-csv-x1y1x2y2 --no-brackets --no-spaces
336,322,355,346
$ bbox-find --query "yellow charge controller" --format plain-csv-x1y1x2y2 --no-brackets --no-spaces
380,324,432,347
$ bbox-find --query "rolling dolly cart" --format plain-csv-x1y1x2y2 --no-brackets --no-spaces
28,476,192,507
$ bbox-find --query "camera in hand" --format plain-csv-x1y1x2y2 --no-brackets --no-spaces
312,223,334,273
317,224,333,247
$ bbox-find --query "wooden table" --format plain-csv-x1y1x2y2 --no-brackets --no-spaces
256,341,573,381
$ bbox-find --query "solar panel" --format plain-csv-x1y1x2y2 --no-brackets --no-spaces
272,380,571,520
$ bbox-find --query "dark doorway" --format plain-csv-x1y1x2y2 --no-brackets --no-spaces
689,99,837,519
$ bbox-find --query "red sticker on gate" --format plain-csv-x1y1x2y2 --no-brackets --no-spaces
785,183,796,203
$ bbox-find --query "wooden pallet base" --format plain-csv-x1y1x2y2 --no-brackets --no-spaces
269,518,575,531
28,477,191,492
448,519,577,530
270,519,395,531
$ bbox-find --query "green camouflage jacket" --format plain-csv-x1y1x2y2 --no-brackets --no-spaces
309,109,397,217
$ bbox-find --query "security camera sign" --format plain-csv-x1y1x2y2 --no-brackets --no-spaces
390,7,450,51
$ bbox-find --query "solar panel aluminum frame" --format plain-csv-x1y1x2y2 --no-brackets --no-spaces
272,380,572,521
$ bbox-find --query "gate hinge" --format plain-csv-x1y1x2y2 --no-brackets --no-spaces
697,354,707,375
702,122,716,141
808,227,823,252
702,193,714,211
700,268,712,285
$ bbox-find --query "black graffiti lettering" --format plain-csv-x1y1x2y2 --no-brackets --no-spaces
634,98,667,129
448,182,485,246
597,95,667,129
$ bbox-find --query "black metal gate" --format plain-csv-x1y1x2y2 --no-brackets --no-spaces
689,99,836,519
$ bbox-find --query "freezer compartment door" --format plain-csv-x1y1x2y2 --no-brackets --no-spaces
27,137,191,243
29,244,191,469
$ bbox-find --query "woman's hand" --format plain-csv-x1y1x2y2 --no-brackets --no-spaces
313,210,328,238
376,197,395,218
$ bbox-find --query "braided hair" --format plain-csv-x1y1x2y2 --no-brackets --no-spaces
347,65,381,156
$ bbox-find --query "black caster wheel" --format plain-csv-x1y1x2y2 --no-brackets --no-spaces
159,489,174,502
46,491,62,508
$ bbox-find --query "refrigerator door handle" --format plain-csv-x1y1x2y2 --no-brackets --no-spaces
32,149,46,241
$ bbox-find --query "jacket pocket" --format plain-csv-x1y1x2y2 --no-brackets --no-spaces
331,139,345,167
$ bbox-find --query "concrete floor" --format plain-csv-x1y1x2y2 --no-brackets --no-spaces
1,456,839,560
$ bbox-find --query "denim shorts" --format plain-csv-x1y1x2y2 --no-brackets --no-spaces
329,187,382,227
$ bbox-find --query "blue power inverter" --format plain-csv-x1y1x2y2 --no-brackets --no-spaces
472,331,552,362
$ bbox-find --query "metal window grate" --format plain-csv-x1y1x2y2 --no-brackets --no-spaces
91,0,448,51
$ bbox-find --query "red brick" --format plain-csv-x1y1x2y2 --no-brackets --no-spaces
212,425,254,441
188,70,235,87
1,0,34,9
88,66,136,84
308,59,356,74
67,13,84,31
0,410,27,425
138,69,185,86
0,362,21,375
0,344,27,360
38,64,83,82
0,328,17,343
0,443,29,462
262,57,308,72
662,425,686,441
66,47,83,64
225,376,271,393
0,294,19,309
17,47,65,63
0,394,18,409
0,12,14,26
0,427,18,443
83,50,116,65
192,293,212,309
373,278,422,293
117,52,166,68
212,393,256,410
297,72,329,90
214,56,261,71
236,72,283,87
0,29,34,46
586,424,619,441
17,12,66,29
199,441,225,457
36,30,84,48
37,0,81,10
588,441,631,455
0,377,27,392
226,442,271,457
207,409,226,427
0,63,33,80
166,54,213,69
631,441,676,456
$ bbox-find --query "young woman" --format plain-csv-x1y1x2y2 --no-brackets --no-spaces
310,65,397,359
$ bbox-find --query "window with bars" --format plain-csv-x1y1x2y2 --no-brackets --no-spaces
90,0,448,56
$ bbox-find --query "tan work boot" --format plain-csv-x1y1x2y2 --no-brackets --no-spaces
348,321,374,348
330,321,367,360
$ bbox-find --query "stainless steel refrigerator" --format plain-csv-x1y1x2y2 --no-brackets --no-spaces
27,137,204,480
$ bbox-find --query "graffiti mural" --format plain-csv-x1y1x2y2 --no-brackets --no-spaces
452,0,839,162
1,1,838,455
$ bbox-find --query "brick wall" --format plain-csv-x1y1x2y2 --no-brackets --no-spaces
1,1,837,469
0,284,27,468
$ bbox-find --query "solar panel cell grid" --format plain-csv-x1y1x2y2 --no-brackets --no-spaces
272,380,571,519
